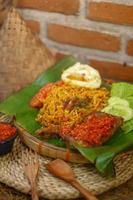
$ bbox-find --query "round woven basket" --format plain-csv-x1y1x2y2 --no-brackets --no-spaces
0,113,133,200
17,124,88,164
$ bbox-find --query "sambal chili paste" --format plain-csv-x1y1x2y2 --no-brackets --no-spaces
0,123,16,142
61,112,123,147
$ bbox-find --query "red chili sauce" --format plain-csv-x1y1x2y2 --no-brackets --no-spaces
61,114,117,147
0,123,16,142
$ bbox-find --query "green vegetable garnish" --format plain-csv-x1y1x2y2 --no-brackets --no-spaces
103,91,133,121
0,58,133,177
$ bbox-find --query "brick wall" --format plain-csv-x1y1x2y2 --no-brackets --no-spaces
17,0,133,81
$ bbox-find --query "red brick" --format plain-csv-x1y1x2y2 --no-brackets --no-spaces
127,40,133,56
26,20,40,33
90,59,133,82
88,2,133,25
55,52,67,62
48,24,120,52
17,0,79,15
50,48,69,62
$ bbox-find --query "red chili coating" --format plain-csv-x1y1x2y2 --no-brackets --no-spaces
30,83,54,108
61,113,120,147
30,81,64,108
0,123,16,142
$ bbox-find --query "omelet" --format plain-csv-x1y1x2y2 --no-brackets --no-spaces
61,62,101,88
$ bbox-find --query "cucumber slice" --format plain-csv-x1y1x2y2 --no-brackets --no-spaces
102,104,133,121
108,97,129,107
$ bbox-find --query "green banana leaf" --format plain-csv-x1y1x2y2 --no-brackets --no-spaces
0,56,76,133
75,129,133,177
0,56,133,178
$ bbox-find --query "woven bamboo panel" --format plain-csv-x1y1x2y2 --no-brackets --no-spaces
0,7,55,101
0,0,17,24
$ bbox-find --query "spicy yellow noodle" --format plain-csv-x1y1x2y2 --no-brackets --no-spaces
37,83,110,129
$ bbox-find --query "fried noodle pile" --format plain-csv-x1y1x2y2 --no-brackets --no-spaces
36,83,110,130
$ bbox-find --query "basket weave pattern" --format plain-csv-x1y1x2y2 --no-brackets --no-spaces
0,0,17,25
0,8,55,100
0,113,133,200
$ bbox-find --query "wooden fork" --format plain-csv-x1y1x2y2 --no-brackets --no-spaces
22,149,39,200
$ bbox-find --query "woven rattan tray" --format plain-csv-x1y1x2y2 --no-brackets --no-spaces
0,113,133,200
17,124,88,164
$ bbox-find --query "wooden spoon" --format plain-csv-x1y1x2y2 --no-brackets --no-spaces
45,159,99,200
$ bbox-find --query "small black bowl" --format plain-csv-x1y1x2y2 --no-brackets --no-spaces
0,123,18,155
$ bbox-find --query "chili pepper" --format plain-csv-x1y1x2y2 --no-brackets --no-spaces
0,123,16,142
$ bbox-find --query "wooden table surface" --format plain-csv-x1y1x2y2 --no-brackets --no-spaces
0,177,133,200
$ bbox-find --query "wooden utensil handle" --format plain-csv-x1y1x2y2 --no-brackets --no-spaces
71,180,99,200
31,182,39,200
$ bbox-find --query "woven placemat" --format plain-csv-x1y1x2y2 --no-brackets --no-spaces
0,113,133,199
0,178,133,200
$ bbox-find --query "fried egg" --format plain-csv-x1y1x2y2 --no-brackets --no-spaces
61,62,101,88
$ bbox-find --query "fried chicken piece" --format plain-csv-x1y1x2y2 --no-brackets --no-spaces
30,83,54,108
30,81,64,108
60,112,123,147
